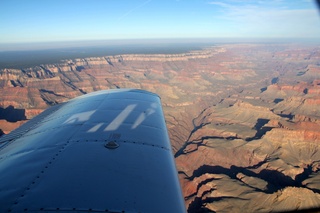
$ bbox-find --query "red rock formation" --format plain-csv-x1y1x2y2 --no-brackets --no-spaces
1,43,320,212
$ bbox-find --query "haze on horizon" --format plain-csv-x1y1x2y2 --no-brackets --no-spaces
1,0,320,51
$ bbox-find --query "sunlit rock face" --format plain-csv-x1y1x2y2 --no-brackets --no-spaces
1,43,320,212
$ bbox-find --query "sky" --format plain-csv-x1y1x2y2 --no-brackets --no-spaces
0,0,320,45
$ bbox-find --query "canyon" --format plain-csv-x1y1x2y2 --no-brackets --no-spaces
1,43,320,212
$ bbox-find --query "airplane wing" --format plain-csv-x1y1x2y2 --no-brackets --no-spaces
0,89,186,213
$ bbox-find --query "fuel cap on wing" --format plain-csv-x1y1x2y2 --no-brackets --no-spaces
105,141,119,149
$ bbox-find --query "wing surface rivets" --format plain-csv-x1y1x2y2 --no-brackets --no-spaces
105,141,119,149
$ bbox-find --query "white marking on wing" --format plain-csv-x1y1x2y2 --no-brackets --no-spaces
104,104,137,131
88,122,104,133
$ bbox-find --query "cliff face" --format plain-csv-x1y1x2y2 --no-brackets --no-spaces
1,44,320,212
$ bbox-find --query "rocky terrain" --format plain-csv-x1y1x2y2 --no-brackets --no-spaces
1,43,320,212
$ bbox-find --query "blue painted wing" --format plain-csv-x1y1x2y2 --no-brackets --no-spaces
0,89,185,213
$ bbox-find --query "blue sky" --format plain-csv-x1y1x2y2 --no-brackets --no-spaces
0,0,320,44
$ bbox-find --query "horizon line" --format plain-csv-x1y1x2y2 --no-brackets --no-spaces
1,37,320,52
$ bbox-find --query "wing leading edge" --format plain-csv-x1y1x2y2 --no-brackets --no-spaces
0,89,186,213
